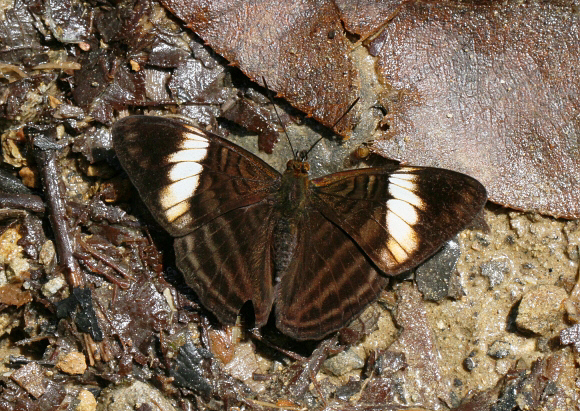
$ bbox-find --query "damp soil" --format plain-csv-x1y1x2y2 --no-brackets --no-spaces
0,0,578,410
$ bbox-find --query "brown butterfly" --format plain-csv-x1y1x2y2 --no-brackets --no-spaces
112,115,486,340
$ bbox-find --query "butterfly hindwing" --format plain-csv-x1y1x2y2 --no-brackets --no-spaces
175,201,276,327
112,116,281,237
311,166,487,275
275,210,388,340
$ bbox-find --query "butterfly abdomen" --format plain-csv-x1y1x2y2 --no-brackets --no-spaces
271,218,299,283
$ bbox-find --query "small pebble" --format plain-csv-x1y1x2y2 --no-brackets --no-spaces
322,348,364,376
38,240,55,267
487,340,511,359
42,276,66,297
480,256,512,288
543,381,558,396
56,352,87,375
76,389,97,411
516,285,568,336
495,359,511,375
463,357,477,371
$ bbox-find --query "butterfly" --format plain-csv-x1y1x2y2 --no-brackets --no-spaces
112,115,487,340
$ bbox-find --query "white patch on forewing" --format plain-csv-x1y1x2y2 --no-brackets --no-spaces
386,211,418,254
164,201,190,222
166,149,208,164
387,238,408,263
168,162,203,182
181,139,210,150
387,199,419,225
388,184,426,211
389,176,416,190
183,126,210,141
160,176,200,209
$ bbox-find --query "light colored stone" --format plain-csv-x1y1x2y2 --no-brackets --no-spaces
480,256,512,288
76,389,97,411
39,240,56,267
56,352,87,375
42,276,66,297
516,285,568,336
96,380,178,411
323,348,365,377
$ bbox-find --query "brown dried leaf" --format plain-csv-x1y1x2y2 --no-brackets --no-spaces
167,58,231,104
368,1,580,218
158,0,361,136
221,97,279,153
335,0,400,40
0,0,48,65
43,0,91,43
0,74,56,120
10,363,47,398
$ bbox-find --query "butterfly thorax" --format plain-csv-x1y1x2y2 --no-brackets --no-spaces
271,160,311,282
277,160,310,213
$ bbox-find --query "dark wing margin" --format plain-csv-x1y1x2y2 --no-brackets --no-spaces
175,201,276,328
310,166,487,275
276,210,388,340
112,116,281,237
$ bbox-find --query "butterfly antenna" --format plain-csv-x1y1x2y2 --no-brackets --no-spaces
262,77,297,160
303,97,360,159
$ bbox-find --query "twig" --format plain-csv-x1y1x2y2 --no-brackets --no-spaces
0,192,45,213
33,146,84,288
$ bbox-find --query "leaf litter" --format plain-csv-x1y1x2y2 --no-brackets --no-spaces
0,0,578,410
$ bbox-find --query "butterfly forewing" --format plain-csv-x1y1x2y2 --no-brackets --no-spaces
112,116,281,237
311,166,487,275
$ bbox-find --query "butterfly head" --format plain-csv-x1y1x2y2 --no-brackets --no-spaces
286,159,310,177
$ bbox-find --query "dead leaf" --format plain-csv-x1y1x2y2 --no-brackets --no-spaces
368,0,580,218
335,0,400,41
220,97,279,153
158,0,361,136
388,282,450,408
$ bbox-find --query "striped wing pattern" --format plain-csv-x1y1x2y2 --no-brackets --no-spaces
275,166,486,339
112,116,281,237
174,202,276,327
113,116,487,340
311,166,487,275
275,210,388,340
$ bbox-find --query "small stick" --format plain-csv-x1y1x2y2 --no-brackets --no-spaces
0,193,45,213
77,237,136,282
73,251,131,289
33,147,84,288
